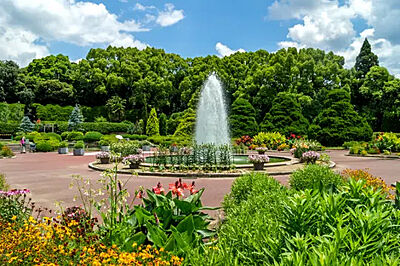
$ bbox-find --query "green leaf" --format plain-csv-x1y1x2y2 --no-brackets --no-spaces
146,222,167,247
176,214,195,234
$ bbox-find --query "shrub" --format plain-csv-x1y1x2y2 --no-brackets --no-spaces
66,131,84,141
44,132,62,142
252,132,286,149
0,146,14,157
34,103,73,121
83,131,103,142
98,139,110,146
60,131,69,140
19,116,35,133
68,105,83,131
58,141,68,148
173,108,195,138
110,140,139,157
121,134,148,141
0,173,9,191
36,141,57,152
0,122,19,134
159,113,168,136
289,164,343,190
229,98,258,137
74,141,85,149
300,151,320,164
146,108,159,136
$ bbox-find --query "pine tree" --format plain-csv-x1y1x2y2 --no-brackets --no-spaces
159,113,168,136
19,116,34,133
174,108,196,137
68,105,84,131
146,108,159,136
355,38,379,79
260,92,309,136
229,98,258,137
309,86,372,146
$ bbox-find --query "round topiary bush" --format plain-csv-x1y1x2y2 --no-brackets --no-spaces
66,131,84,141
83,131,103,142
36,141,56,152
289,164,344,191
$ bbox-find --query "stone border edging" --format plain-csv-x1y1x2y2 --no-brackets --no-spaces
88,160,336,179
345,154,400,159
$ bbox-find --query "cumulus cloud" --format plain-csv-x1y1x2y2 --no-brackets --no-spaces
0,0,149,66
215,42,245,57
156,3,185,27
269,0,400,76
134,3,156,11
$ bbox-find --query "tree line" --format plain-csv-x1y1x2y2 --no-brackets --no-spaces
0,39,399,144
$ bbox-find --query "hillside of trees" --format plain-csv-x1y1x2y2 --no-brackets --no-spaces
1,38,399,144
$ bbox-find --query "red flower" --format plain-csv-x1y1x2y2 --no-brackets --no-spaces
169,180,185,197
186,181,198,195
152,182,165,195
136,190,144,199
297,135,301,139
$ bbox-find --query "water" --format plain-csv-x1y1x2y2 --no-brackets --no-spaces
195,73,230,145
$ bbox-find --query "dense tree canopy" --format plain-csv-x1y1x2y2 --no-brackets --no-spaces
0,43,399,143
229,98,258,137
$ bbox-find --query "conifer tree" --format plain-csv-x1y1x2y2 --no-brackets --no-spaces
229,98,258,137
355,38,379,79
19,116,34,133
68,105,83,131
146,108,159,136
159,113,168,136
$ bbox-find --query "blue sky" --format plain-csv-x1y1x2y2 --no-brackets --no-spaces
0,0,399,76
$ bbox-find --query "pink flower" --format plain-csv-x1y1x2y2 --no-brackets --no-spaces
152,182,165,195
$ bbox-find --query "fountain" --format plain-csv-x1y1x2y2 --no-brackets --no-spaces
195,73,230,145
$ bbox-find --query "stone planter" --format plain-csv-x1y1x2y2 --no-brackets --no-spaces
73,149,85,156
101,146,110,152
100,157,110,164
142,145,150,151
253,162,264,170
58,147,69,154
129,162,140,169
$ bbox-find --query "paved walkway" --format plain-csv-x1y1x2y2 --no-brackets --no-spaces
0,150,399,214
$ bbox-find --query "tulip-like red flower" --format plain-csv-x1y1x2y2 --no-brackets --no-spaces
136,190,144,199
187,181,198,195
152,182,165,195
169,179,187,197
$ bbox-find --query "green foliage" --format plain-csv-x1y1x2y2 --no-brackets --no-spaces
355,38,379,79
309,87,372,146
74,141,85,149
0,173,9,191
0,146,14,157
68,105,84,131
33,104,73,121
121,134,148,141
173,109,195,138
146,108,159,136
65,131,84,141
261,92,309,135
106,96,126,122
36,141,58,152
0,103,24,123
289,164,344,190
0,122,19,134
58,141,68,148
229,97,258,137
252,132,286,149
32,132,61,152
167,112,183,135
110,140,140,157
19,116,35,133
83,131,103,143
159,113,168,136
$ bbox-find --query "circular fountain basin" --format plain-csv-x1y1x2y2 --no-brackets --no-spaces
142,154,292,169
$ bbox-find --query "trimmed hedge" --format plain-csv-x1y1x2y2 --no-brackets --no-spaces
0,122,19,134
83,131,103,142
121,134,148,141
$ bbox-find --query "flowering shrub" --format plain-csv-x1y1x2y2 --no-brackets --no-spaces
95,151,110,159
290,139,322,158
61,206,97,236
301,151,320,164
341,169,394,199
0,146,14,157
248,154,270,163
235,135,253,147
0,189,32,222
122,153,144,164
110,140,140,157
277,143,289,151
0,216,182,265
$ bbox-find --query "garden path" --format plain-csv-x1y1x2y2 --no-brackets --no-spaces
1,150,399,214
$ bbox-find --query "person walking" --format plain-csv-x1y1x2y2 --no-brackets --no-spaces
20,136,26,153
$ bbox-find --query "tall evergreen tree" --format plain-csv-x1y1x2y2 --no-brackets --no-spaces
260,92,309,136
159,113,168,136
146,108,160,136
19,116,35,133
68,105,84,131
229,98,258,137
355,38,379,79
309,86,372,146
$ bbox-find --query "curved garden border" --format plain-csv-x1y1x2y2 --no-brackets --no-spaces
345,154,400,159
88,159,336,179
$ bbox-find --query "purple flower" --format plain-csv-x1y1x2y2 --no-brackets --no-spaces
301,151,320,164
0,189,30,197
123,154,144,163
248,154,270,163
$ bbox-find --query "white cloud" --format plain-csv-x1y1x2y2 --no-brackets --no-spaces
110,34,148,50
156,3,184,27
134,3,156,11
269,0,400,76
0,0,149,66
215,42,245,57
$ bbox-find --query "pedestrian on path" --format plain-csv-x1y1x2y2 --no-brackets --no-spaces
20,136,26,153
